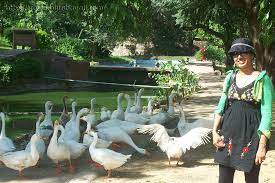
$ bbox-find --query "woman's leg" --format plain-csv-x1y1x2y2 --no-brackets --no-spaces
244,164,261,183
219,164,235,183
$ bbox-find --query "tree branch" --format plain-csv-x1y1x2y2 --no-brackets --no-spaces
195,24,225,40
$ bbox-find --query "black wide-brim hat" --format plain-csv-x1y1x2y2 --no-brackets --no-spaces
228,38,255,55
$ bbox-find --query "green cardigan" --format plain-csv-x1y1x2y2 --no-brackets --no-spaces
215,70,275,139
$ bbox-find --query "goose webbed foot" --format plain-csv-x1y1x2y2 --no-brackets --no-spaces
69,165,75,173
18,170,27,180
107,170,112,178
55,163,62,175
68,160,75,173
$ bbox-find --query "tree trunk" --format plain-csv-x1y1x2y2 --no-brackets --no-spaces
0,21,3,37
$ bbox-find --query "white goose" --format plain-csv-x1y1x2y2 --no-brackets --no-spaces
63,108,89,142
177,102,213,137
0,134,42,176
0,112,16,155
130,88,144,113
138,124,211,166
89,131,131,177
39,101,53,139
148,92,177,125
82,99,98,126
47,120,73,174
58,125,87,160
111,93,125,120
96,126,149,155
167,92,177,115
97,119,141,135
64,101,77,131
124,94,149,125
25,112,46,160
140,97,154,118
100,107,111,121
83,119,112,148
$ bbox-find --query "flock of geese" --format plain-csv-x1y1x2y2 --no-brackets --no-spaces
0,89,213,178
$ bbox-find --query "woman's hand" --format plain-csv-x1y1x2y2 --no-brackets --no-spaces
212,131,225,149
255,143,267,165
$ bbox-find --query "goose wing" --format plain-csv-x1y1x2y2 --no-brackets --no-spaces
137,124,170,152
175,127,212,153
0,150,29,165
177,117,213,137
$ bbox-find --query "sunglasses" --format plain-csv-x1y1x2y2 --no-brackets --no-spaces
232,52,250,58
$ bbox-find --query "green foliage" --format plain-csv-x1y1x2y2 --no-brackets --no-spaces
0,58,42,86
11,58,42,79
194,45,225,64
0,61,12,86
0,36,11,47
152,61,199,101
204,45,225,63
36,29,53,50
257,0,273,46
54,37,88,60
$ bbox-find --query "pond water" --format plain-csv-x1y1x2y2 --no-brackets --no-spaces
99,59,188,68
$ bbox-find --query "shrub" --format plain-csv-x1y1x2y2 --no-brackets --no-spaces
36,29,53,50
0,58,42,87
195,45,225,64
152,61,199,102
0,36,11,47
0,60,12,86
204,45,225,64
54,37,91,60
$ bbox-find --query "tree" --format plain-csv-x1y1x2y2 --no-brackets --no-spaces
157,0,274,82
229,0,275,82
155,0,250,67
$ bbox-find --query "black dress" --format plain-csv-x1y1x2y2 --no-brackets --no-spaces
214,72,261,172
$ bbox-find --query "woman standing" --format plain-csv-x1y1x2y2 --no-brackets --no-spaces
212,38,274,183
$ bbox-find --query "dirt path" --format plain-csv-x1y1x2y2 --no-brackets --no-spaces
0,61,274,183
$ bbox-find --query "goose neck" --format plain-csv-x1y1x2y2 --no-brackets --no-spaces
90,101,95,114
91,132,98,148
72,105,76,117
75,112,82,127
85,121,92,132
147,100,153,114
117,95,123,110
137,90,142,106
50,126,59,144
35,120,40,135
0,114,5,137
58,125,65,142
63,98,68,114
126,97,131,112
30,137,39,161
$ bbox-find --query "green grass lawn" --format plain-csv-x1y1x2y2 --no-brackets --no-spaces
0,90,155,112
